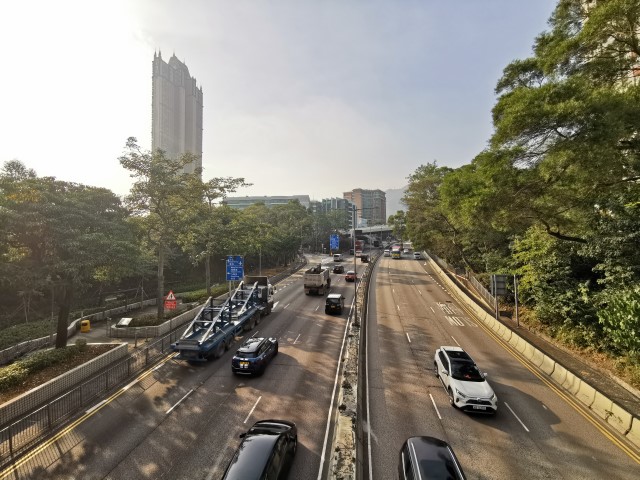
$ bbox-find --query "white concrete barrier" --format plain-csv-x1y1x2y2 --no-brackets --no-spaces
522,341,536,362
626,417,640,448
551,362,568,385
562,371,581,396
540,354,556,375
607,402,633,436
530,348,544,368
574,378,596,407
590,391,614,422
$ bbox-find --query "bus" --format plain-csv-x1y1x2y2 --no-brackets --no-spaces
391,246,402,259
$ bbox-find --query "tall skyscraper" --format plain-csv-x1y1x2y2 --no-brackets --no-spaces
151,52,203,175
343,188,387,226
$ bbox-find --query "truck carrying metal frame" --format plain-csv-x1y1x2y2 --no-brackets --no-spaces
171,280,263,362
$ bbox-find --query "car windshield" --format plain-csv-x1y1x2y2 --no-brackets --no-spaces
327,298,340,305
235,351,257,359
450,360,484,382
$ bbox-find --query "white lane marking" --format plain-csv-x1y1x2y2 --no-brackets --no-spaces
397,305,400,311
393,288,395,294
318,287,356,480
451,336,460,347
273,301,279,309
315,305,319,311
244,395,263,423
86,399,107,414
123,378,139,391
294,334,301,345
418,290,422,295
505,402,530,432
429,394,442,420
446,316,465,327
284,303,290,309
542,404,548,410
406,333,411,343
166,389,194,415
430,307,435,313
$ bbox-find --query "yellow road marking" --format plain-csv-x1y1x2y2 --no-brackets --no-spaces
456,300,640,464
0,353,177,478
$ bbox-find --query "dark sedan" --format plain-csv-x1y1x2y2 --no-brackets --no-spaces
333,264,345,274
231,337,278,375
399,436,466,479
222,419,297,479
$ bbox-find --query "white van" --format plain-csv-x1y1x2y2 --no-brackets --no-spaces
333,253,343,262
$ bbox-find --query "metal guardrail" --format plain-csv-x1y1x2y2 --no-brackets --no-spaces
0,330,180,469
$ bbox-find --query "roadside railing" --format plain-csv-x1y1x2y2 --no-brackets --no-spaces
0,329,180,469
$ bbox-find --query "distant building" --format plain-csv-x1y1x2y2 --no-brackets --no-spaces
222,195,311,210
151,52,203,175
343,189,386,226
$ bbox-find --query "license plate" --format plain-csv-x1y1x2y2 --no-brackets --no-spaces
473,405,486,410
240,362,249,368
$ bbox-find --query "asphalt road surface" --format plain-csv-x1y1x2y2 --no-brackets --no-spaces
4,255,358,480
364,254,640,479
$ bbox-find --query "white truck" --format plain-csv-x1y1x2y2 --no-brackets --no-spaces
303,264,331,295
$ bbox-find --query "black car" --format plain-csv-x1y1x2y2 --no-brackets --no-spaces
325,293,345,314
221,419,297,480
333,264,345,274
398,436,466,480
231,337,278,375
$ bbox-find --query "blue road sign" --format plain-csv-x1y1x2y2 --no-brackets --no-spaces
226,255,244,281
330,234,339,250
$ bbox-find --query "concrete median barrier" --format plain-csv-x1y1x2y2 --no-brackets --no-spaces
591,390,614,422
522,341,536,362
574,379,596,407
562,371,581,396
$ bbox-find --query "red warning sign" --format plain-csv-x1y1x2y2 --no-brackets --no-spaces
164,290,177,310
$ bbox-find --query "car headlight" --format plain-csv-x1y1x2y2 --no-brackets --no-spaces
490,393,497,401
455,388,467,399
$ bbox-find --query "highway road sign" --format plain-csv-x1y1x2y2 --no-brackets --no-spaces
330,234,339,250
226,255,244,281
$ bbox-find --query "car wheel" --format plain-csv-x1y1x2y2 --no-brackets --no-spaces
434,362,438,378
448,388,456,407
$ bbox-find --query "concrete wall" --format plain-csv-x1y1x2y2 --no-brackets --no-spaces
424,253,640,449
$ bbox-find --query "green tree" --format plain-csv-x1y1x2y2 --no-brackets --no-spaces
0,161,140,347
119,138,201,319
387,210,407,245
178,176,250,296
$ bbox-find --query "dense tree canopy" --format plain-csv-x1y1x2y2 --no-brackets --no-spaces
0,160,140,347
404,0,640,357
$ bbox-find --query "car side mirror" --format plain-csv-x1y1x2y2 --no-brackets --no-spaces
239,433,247,438
442,369,448,376
483,372,488,378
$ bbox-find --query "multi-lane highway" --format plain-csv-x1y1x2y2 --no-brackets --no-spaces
363,254,640,479
3,255,360,480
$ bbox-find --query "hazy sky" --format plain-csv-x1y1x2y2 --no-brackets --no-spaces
1,0,557,200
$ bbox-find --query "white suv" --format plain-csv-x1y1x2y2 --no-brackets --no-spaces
434,346,497,414
413,252,421,260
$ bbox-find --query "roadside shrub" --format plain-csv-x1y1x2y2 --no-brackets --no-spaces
0,320,53,350
0,346,80,393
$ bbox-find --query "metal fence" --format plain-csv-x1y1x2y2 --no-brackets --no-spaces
0,329,180,469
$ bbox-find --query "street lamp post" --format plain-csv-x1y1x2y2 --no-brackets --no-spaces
353,214,358,325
